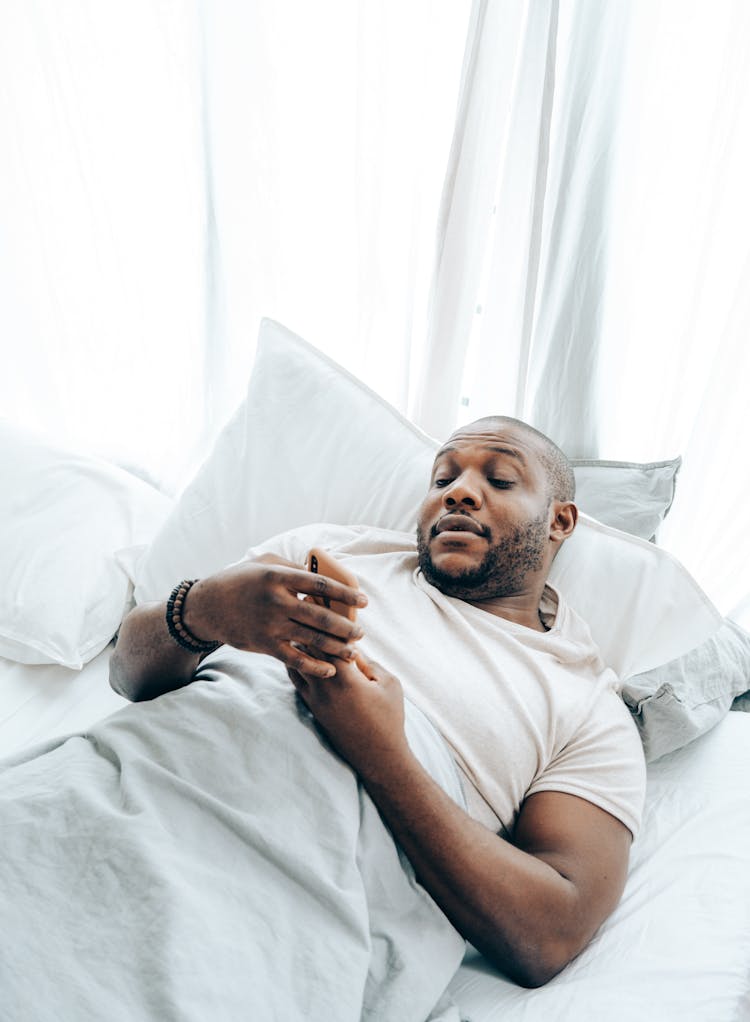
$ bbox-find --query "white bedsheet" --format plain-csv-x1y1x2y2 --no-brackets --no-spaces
0,653,466,1021
0,643,124,757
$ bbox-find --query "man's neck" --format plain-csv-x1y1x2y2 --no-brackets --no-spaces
468,587,549,632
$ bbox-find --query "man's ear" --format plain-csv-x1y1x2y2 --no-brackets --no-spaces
549,501,577,545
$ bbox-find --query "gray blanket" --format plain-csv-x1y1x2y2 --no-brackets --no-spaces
0,649,466,1021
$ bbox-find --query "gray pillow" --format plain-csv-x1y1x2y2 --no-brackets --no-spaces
571,458,681,541
621,619,750,761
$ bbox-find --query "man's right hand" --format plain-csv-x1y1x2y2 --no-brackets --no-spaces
182,560,367,678
110,556,368,701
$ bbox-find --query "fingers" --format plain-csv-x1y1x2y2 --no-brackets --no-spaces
287,667,309,691
284,567,368,611
351,653,397,688
253,564,366,641
287,648,398,702
290,597,365,643
353,650,376,679
288,623,359,661
279,642,337,679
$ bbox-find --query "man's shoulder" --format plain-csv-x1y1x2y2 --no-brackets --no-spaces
244,522,416,565
328,524,417,557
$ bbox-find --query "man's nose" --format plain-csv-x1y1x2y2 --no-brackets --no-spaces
443,475,483,508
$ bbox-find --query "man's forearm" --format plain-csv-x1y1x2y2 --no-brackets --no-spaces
361,752,580,988
291,656,630,987
110,602,203,702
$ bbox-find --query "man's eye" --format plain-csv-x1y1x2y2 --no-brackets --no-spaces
434,478,452,488
489,479,513,489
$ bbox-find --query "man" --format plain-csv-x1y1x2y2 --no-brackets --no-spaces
111,415,646,989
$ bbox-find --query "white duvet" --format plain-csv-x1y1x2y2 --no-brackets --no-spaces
2,647,750,1022
0,649,466,1022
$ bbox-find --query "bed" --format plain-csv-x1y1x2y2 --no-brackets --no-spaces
2,319,749,1021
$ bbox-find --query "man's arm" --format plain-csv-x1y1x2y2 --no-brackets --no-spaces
290,655,632,988
363,760,629,987
110,557,367,702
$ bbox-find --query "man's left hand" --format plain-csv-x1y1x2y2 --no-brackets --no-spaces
288,653,410,784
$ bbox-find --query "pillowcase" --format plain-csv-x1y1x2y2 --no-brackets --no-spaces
134,318,721,681
570,458,681,541
134,320,438,603
621,619,750,761
0,420,173,669
548,512,720,678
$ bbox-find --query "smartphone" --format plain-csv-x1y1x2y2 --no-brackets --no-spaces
305,547,359,622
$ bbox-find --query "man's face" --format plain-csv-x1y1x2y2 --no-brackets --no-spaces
416,425,553,601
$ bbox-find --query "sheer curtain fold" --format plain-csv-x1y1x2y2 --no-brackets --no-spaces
414,0,560,440
2,0,749,618
421,0,630,454
0,0,207,491
198,0,469,431
420,0,750,618
1,0,469,489
526,0,631,457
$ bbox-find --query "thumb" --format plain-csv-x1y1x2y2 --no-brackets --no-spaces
354,651,381,681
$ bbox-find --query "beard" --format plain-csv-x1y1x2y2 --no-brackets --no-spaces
416,508,550,601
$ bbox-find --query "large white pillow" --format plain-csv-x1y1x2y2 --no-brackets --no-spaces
549,513,720,678
134,319,721,680
134,320,438,602
0,421,172,669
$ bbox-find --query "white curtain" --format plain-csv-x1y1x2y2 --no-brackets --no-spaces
0,1,207,490
0,0,469,491
421,0,750,622
198,1,470,421
2,0,749,620
415,0,562,441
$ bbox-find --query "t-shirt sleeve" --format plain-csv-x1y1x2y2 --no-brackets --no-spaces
525,688,647,838
241,526,313,567
239,523,366,569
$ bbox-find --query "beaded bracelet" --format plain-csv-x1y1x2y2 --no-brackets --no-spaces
165,579,220,655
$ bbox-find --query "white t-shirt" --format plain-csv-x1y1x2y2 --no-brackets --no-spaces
247,524,646,838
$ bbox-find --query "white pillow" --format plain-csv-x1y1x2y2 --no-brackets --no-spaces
621,619,750,761
134,318,721,680
570,458,681,541
134,320,438,602
0,420,173,669
549,513,720,678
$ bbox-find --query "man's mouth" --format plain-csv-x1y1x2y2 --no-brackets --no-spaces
433,513,488,538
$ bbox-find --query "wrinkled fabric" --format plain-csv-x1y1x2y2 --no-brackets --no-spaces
0,650,466,1021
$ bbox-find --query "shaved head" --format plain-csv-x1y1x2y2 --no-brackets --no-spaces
451,416,575,504
417,414,578,613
